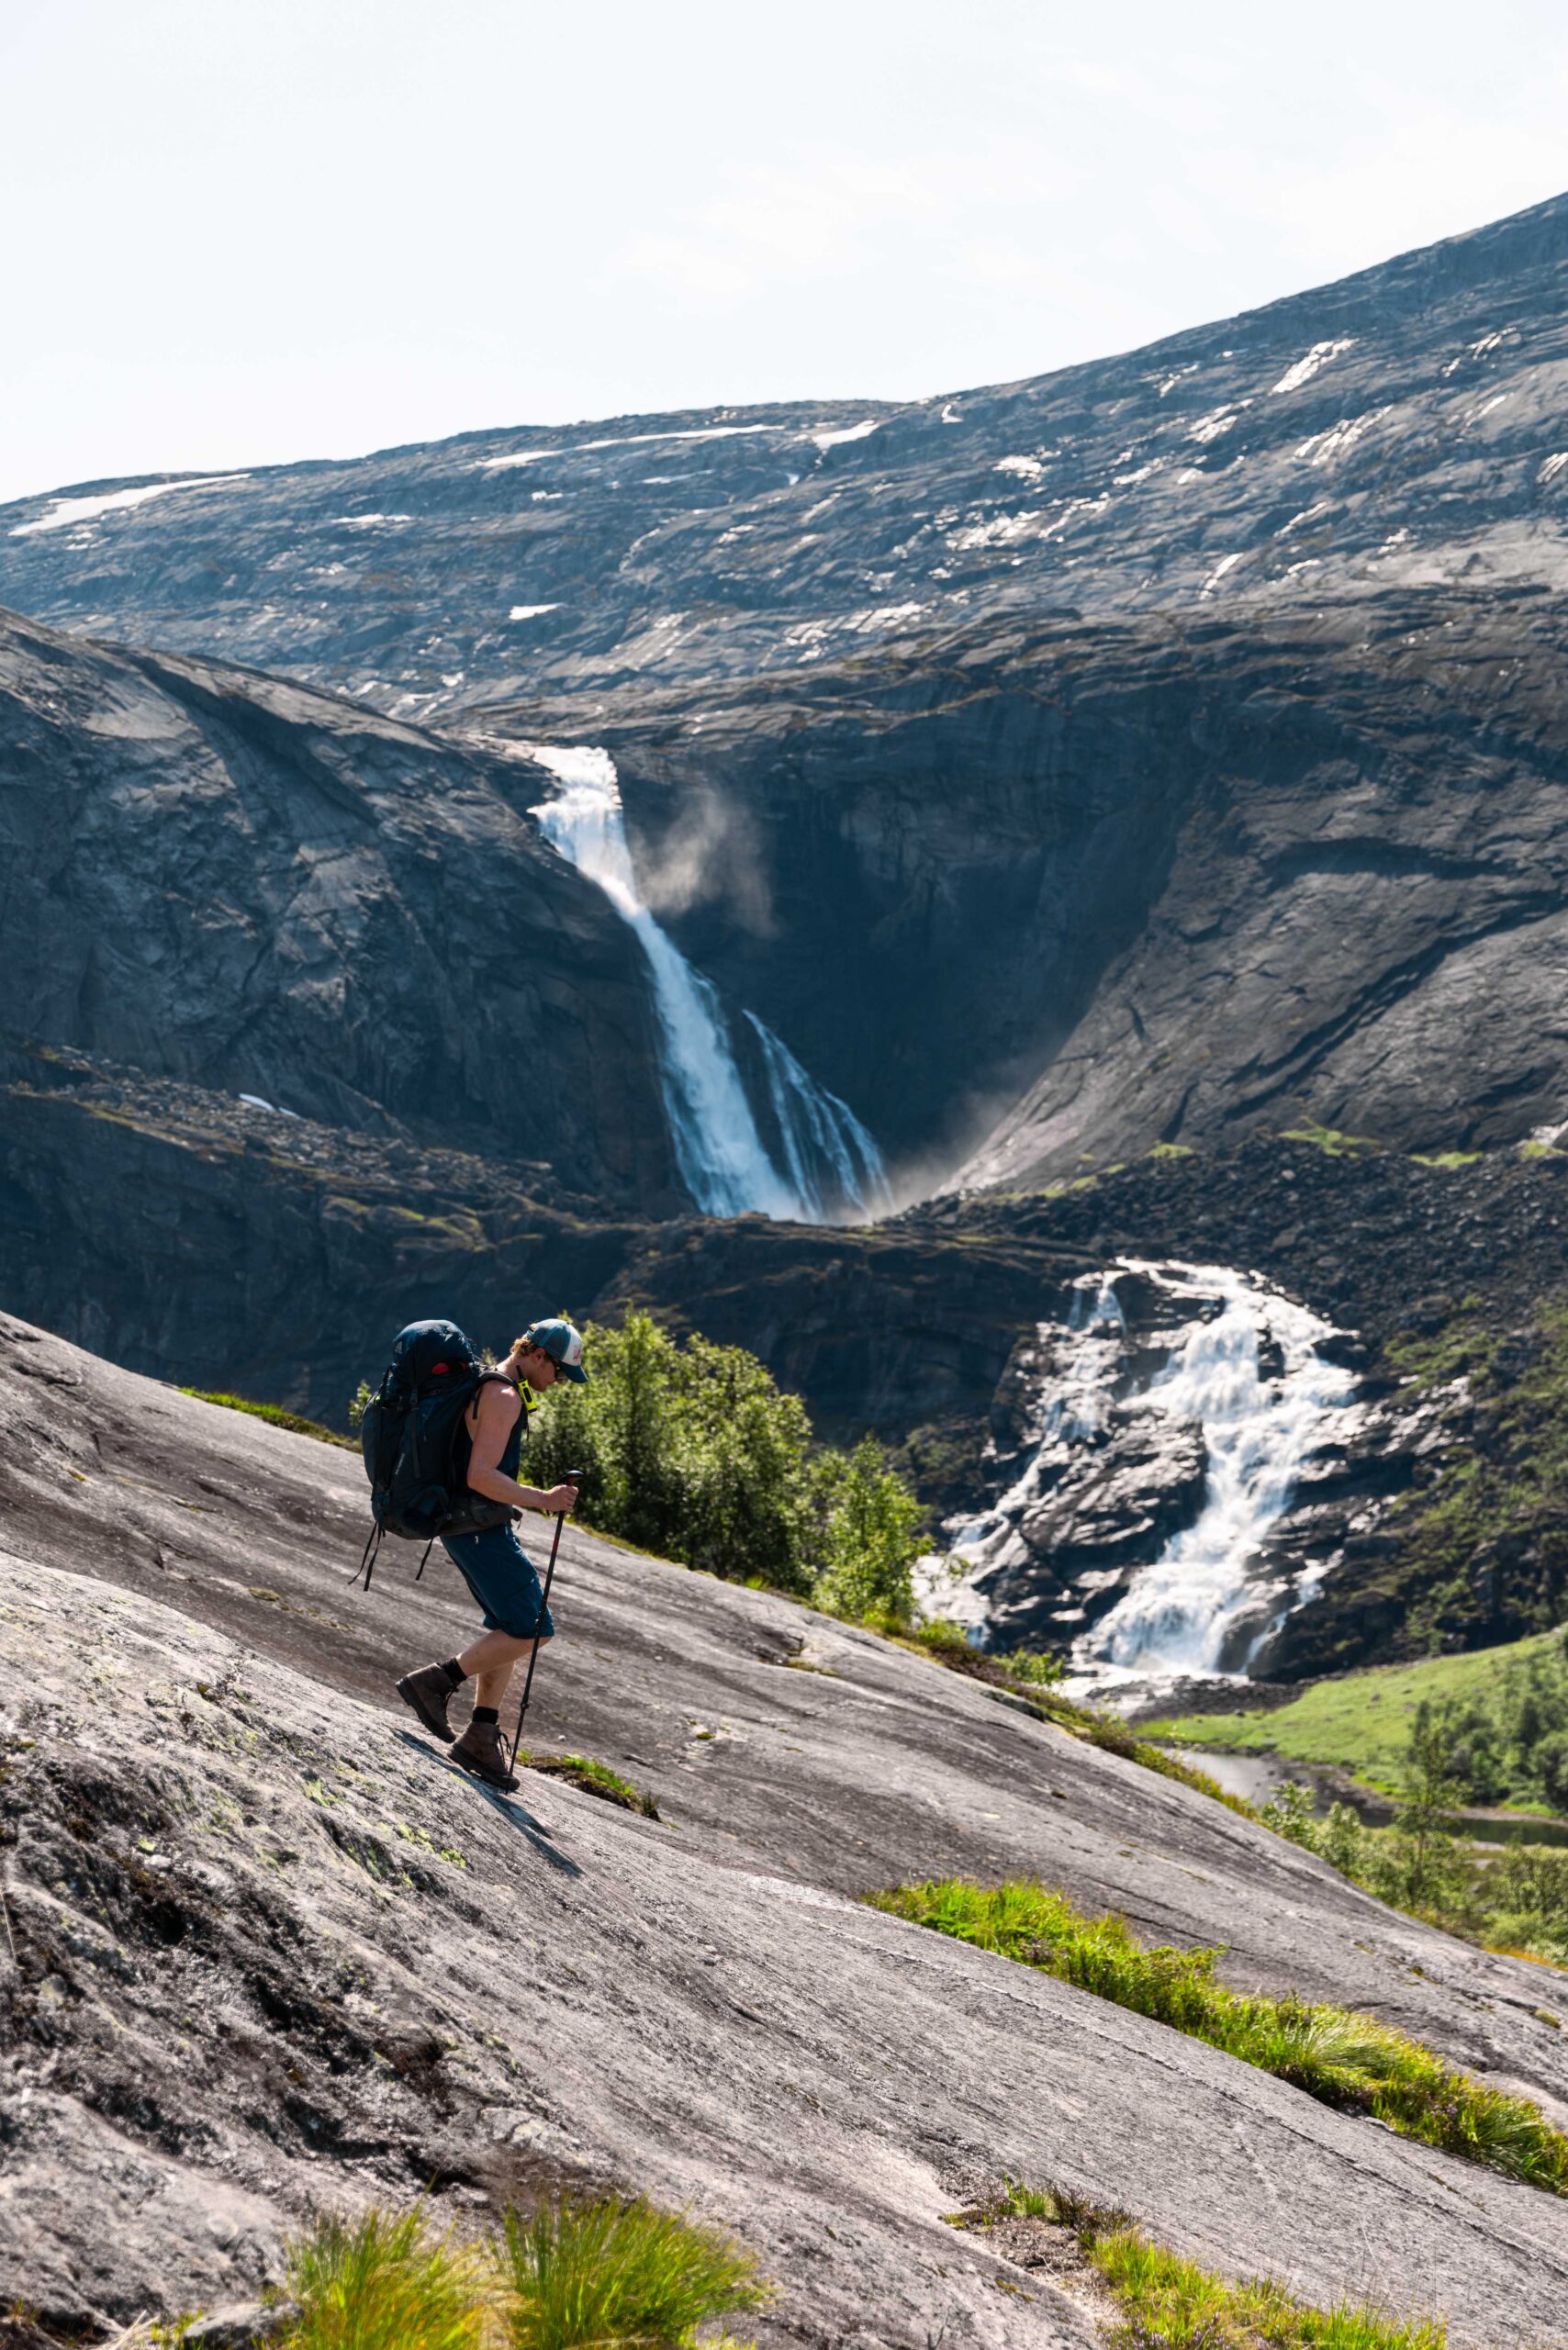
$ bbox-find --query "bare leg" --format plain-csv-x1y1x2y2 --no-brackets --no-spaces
456,1627,552,1711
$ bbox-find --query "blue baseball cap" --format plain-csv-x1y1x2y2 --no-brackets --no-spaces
526,1317,588,1382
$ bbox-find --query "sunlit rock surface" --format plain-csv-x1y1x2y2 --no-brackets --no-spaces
4,1315,1568,2342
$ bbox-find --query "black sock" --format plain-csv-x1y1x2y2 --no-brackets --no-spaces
440,1658,465,1687
472,1705,499,1725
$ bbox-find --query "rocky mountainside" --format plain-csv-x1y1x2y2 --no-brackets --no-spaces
4,1316,1568,2344
563,581,1568,1177
0,609,675,1207
2,196,1565,719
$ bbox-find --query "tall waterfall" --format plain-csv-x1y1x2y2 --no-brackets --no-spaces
525,746,888,1223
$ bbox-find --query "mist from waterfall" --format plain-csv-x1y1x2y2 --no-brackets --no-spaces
525,745,887,1223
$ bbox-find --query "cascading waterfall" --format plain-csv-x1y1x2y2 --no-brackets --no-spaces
929,1261,1358,1678
743,1012,890,1221
1080,1266,1355,1679
525,745,887,1223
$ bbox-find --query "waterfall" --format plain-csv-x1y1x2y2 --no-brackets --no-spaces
926,1262,1357,1678
1080,1267,1355,1678
744,1013,890,1221
525,745,887,1223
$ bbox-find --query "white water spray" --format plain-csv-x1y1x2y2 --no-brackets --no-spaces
929,1263,1357,1677
1080,1266,1355,1679
525,746,887,1222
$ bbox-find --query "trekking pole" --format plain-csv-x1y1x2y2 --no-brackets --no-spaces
509,1471,582,1778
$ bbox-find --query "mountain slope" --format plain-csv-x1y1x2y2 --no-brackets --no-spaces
4,1313,1568,2344
2,195,1565,719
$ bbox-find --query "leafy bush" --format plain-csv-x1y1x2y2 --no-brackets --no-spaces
526,1313,926,1625
1408,1631,1568,1810
868,1877,1568,2192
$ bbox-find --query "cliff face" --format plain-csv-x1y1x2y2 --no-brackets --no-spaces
0,610,676,1207
545,585,1568,1178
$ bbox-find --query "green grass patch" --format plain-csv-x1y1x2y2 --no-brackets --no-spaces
277,2194,767,2349
516,1751,660,1818
1409,1150,1483,1170
496,2193,767,2348
1143,1631,1567,1804
1278,1123,1381,1157
283,2205,487,2349
953,2178,1447,2350
181,1389,355,1449
868,1878,1568,2193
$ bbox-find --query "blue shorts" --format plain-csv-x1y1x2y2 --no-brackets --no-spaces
440,1522,555,1640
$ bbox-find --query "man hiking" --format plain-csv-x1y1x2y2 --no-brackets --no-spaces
395,1318,586,1786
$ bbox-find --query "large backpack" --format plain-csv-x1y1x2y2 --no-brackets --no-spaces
353,1319,514,1590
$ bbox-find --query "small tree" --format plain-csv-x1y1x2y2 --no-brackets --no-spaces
812,1435,926,1629
1373,1700,1466,1916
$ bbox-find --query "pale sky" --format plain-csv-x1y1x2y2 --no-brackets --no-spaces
4,0,1566,508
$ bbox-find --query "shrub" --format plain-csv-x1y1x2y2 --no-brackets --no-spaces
527,1313,926,1624
812,1435,925,1628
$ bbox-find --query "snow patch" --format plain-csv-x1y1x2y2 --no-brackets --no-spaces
1295,410,1388,467
1539,453,1568,487
332,513,413,529
809,420,880,451
9,474,250,537
508,604,559,621
478,423,783,472
1276,501,1334,538
1269,339,1355,397
1187,408,1240,444
994,454,1047,480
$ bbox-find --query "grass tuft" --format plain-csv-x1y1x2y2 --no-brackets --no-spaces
181,1389,356,1449
515,1751,660,1818
494,2193,768,2349
277,2195,766,2350
952,2177,1448,2349
868,1878,1568,2195
283,2205,489,2350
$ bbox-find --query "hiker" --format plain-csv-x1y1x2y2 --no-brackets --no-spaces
395,1319,586,1785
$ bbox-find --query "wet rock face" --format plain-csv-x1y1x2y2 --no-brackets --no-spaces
0,610,676,1208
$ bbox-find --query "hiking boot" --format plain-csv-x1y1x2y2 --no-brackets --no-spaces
451,1715,518,1791
396,1662,460,1743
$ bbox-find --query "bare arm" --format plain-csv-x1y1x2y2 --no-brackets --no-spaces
465,1383,577,1515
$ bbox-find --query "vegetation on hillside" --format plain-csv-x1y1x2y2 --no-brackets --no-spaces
1147,1628,1568,1807
868,1877,1568,2191
526,1313,926,1626
181,1389,356,1449
1379,1296,1568,1651
951,2178,1449,2350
